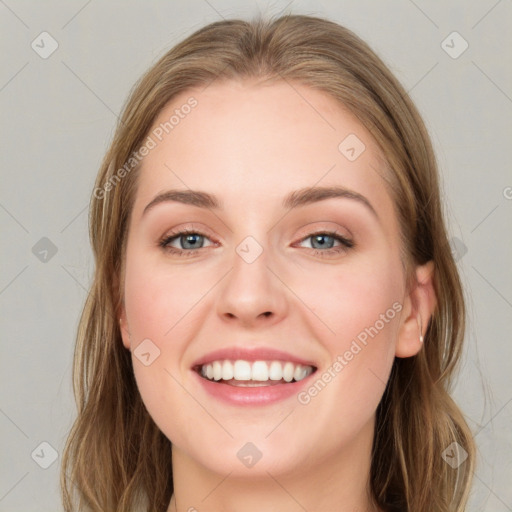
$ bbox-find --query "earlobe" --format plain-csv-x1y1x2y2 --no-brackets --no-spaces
115,269,131,351
395,261,436,358
119,305,131,351
418,314,424,343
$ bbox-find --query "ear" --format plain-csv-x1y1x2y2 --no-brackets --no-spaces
395,261,437,358
115,263,131,351
119,300,131,351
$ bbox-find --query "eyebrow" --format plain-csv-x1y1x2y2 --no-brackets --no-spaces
142,186,378,219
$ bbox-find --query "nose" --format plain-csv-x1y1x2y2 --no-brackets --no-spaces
215,243,288,328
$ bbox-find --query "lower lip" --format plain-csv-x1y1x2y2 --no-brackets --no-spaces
193,370,316,406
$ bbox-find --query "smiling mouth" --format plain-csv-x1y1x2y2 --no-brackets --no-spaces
194,359,317,386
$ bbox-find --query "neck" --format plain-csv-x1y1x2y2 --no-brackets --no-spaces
167,417,380,512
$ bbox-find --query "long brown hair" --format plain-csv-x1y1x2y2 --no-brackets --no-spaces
61,14,475,511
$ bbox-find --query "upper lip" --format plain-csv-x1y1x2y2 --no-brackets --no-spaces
191,347,318,369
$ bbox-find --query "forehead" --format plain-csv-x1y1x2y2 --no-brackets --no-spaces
132,79,396,228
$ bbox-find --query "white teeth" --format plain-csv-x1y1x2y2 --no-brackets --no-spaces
282,362,294,382
213,361,222,381
222,360,234,380
199,359,314,383
251,361,269,381
269,361,283,380
233,360,252,380
294,364,308,381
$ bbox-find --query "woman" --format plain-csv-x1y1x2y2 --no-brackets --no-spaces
60,14,475,512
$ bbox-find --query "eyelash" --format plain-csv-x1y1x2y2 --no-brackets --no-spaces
158,228,355,258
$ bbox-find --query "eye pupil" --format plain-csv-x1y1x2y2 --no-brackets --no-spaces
312,234,334,249
183,234,202,249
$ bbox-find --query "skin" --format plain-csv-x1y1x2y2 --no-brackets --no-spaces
119,79,436,512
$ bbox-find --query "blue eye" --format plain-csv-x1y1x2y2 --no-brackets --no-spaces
297,231,354,257
159,229,354,258
159,229,213,256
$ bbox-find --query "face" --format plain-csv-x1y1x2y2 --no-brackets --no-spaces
119,79,422,479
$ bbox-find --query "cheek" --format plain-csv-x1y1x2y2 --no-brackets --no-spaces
294,255,402,412
123,252,209,443
123,249,207,347
294,257,402,404
294,253,404,351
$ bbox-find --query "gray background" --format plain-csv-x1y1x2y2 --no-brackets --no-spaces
1,0,511,510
